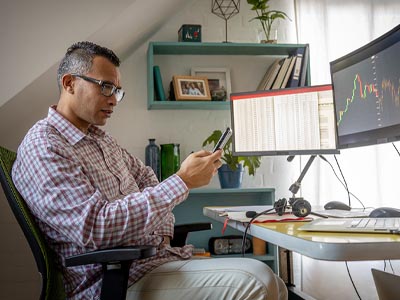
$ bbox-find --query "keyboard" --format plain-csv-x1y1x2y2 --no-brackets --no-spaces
349,218,400,230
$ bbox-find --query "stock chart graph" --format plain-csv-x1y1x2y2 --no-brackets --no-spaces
333,41,400,136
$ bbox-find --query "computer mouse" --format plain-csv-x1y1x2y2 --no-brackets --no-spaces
369,207,400,218
324,201,351,211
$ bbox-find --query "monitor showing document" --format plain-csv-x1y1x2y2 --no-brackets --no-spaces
230,84,339,156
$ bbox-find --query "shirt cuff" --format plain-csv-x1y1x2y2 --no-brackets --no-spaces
161,174,189,206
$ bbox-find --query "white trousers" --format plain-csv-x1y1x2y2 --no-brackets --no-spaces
127,257,288,300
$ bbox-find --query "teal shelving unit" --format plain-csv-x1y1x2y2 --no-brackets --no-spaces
172,188,277,271
147,42,310,110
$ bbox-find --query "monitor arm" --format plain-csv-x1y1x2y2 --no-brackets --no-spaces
288,155,317,199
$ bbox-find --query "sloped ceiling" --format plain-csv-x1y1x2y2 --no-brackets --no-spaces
0,0,192,149
0,0,191,108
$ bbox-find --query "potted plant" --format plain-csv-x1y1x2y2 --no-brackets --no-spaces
247,0,291,43
202,129,261,188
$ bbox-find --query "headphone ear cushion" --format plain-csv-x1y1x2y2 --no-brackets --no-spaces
292,199,312,217
274,198,287,216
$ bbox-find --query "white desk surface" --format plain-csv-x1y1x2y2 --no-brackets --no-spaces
203,206,400,261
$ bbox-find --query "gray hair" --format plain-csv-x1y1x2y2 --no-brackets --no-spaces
57,41,121,91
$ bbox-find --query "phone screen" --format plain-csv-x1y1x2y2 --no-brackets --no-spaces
213,127,232,152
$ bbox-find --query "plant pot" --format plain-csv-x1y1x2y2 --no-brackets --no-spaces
218,164,243,189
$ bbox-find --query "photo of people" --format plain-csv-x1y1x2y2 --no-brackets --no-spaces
173,76,211,100
180,81,205,96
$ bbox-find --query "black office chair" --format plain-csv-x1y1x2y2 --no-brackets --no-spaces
0,146,211,300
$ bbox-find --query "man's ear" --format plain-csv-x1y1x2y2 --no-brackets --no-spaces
62,74,75,94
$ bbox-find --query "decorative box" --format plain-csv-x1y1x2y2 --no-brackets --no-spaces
209,235,252,255
178,24,202,42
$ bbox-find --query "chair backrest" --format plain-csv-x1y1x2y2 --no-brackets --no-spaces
0,146,65,300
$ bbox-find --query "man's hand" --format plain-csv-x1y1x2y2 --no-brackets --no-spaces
176,150,222,189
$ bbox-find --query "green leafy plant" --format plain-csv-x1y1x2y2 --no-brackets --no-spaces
247,0,291,42
202,130,261,176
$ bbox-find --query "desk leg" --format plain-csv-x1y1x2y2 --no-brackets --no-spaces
278,247,294,286
278,248,317,300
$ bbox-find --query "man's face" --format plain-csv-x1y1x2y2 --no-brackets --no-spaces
70,56,121,129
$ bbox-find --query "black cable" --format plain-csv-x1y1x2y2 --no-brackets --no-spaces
241,208,275,256
388,259,395,274
333,155,352,207
345,261,362,300
320,155,365,209
393,143,400,157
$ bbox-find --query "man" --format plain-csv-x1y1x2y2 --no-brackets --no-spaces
12,41,287,300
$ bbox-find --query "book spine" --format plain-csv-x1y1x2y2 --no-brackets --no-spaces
299,44,310,87
287,47,305,87
265,59,284,90
281,56,296,88
153,65,166,101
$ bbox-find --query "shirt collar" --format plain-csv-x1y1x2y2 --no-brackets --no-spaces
47,106,105,145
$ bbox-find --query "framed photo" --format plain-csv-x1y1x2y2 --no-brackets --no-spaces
173,75,211,101
191,67,231,101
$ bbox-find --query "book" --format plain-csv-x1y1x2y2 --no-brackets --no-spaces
287,47,305,87
271,56,292,89
264,58,285,90
299,44,310,87
153,65,166,101
281,56,296,88
256,58,281,90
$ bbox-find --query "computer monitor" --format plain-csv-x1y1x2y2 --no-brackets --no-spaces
330,24,400,149
230,84,339,156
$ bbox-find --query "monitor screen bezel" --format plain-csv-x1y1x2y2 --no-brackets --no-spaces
330,24,400,150
230,85,340,156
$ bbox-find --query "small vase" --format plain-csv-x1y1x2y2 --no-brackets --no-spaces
257,29,278,44
218,164,243,189
160,143,180,181
145,139,160,180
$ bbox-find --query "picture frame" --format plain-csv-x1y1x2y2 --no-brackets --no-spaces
173,75,211,101
191,67,231,101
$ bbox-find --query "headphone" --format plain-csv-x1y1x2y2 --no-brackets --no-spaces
274,197,312,218
242,196,312,256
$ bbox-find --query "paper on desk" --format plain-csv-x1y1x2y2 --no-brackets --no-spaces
213,205,274,213
312,209,371,218
219,211,313,223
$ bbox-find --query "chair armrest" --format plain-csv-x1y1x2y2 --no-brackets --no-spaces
172,222,212,247
174,222,212,234
65,245,156,267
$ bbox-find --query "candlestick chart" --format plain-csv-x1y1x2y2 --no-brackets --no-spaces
333,41,400,136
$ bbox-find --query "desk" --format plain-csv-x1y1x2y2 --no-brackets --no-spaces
204,206,400,261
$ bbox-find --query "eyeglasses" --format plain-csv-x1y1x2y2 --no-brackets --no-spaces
71,74,125,102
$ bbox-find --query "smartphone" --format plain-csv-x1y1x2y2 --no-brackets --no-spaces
212,127,232,152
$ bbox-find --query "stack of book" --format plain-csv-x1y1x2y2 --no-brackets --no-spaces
257,44,309,90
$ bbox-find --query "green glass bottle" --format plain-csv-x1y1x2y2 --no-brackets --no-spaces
160,143,180,181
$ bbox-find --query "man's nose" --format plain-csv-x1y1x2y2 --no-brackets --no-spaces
107,95,117,106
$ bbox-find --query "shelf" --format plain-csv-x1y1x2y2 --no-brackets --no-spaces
148,100,230,110
151,42,307,56
147,42,310,110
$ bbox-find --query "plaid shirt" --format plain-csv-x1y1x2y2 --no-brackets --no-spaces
12,107,193,300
